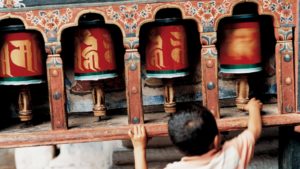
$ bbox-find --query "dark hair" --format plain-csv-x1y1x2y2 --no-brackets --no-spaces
168,105,218,156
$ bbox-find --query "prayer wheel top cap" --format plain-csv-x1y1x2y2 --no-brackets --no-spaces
78,19,105,28
224,14,259,23
154,18,183,25
0,24,25,32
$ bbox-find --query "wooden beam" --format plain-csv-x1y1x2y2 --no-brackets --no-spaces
0,113,299,148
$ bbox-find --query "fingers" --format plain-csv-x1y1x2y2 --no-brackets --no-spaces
128,125,147,138
244,97,263,111
141,125,146,136
134,125,138,135
137,124,141,136
128,129,133,138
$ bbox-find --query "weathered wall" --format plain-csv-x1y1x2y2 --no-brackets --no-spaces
0,148,15,169
14,141,122,169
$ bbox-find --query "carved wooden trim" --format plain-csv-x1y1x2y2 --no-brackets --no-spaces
275,27,296,114
200,32,220,118
46,42,68,130
0,0,296,41
124,37,144,124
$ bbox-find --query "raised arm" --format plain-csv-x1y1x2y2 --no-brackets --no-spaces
244,98,263,140
128,125,148,169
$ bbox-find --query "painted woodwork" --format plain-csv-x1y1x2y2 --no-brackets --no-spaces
0,0,297,147
200,32,220,118
275,27,296,114
46,42,68,130
124,37,143,124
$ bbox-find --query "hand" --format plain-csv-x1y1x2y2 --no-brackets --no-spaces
244,98,263,112
128,125,147,149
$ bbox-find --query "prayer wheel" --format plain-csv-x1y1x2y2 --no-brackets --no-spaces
145,18,189,113
74,19,117,118
219,14,262,110
0,24,44,121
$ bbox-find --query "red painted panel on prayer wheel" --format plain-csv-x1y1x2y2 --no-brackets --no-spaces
74,21,117,81
0,25,44,85
145,19,189,78
219,14,262,74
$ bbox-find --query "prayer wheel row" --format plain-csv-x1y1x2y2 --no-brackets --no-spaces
0,13,262,122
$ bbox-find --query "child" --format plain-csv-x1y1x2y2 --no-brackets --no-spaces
129,98,263,169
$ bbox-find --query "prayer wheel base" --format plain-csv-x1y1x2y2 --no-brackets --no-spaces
19,110,32,122
93,106,106,117
164,102,176,114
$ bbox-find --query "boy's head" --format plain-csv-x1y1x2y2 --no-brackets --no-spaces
168,105,218,156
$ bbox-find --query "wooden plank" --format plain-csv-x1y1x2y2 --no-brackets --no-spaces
0,110,299,148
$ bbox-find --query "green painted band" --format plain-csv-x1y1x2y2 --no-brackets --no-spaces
220,63,262,69
75,71,117,77
0,76,44,82
146,69,189,74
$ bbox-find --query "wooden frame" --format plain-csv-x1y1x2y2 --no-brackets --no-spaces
0,0,298,148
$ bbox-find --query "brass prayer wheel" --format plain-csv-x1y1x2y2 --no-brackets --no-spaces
74,19,117,118
145,18,189,113
219,14,262,110
0,24,44,121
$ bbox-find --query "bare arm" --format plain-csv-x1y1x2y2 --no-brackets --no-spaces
244,98,263,140
128,125,148,169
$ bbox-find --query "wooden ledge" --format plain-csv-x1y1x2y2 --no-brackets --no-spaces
0,114,299,148
0,104,300,148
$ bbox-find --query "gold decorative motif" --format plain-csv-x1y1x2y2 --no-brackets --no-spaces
170,32,182,63
148,31,164,69
1,40,39,76
76,30,100,71
103,33,113,64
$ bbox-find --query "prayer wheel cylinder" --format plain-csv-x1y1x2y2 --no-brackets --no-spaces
0,25,44,85
74,20,117,81
145,18,189,78
219,14,262,74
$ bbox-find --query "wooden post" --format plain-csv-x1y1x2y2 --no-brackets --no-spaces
124,37,144,124
200,32,220,118
275,27,296,114
46,43,68,130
